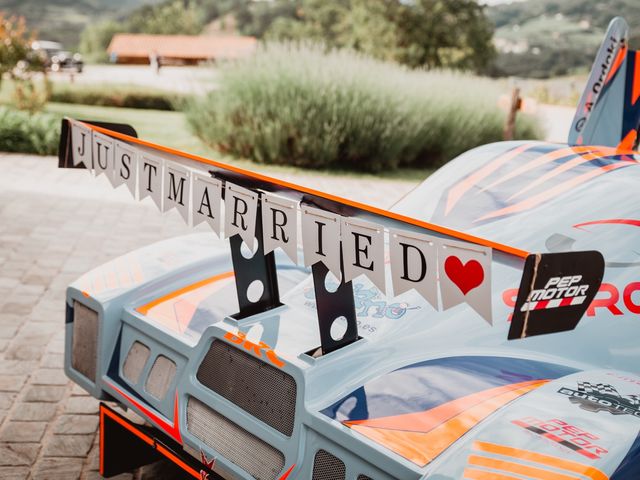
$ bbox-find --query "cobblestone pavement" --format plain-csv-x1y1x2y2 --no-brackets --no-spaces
0,153,417,479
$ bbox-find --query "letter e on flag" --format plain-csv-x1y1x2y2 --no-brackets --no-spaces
342,217,385,292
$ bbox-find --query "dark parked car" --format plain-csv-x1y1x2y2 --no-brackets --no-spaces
31,40,83,73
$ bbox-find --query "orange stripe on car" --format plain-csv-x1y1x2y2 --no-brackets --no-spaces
345,380,546,432
444,143,540,215
468,454,580,480
633,51,640,105
479,146,598,194
618,130,638,151
463,467,520,480
472,442,608,480
508,150,625,200
605,44,628,84
476,161,632,222
136,271,234,316
347,380,545,466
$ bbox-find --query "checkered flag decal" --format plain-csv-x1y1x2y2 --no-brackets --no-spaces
577,382,620,397
627,394,640,406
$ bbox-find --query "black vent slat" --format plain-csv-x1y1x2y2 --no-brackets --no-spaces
197,341,297,436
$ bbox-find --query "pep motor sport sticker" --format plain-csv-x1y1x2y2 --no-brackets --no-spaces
508,251,604,339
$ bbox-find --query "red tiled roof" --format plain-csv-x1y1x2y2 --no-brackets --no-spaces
107,34,257,60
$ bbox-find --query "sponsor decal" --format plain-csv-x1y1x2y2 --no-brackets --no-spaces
199,451,215,480
512,416,608,459
508,251,604,339
559,381,640,418
224,331,285,368
520,274,589,312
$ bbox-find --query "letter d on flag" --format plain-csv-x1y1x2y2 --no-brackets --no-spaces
389,229,439,309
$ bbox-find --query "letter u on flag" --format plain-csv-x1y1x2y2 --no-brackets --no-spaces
438,239,492,324
389,229,439,309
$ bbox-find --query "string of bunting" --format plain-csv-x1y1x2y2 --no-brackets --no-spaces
71,120,493,323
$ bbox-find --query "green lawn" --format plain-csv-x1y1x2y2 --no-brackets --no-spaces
44,102,429,182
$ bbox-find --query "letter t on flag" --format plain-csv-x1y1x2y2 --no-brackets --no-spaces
389,229,439,309
438,239,492,324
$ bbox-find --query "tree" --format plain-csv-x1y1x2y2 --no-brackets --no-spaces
0,14,32,84
261,0,496,73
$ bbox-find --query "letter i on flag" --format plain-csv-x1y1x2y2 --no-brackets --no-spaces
301,206,342,279
389,229,439,309
438,239,492,324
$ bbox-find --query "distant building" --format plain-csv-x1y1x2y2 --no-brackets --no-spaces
107,34,257,65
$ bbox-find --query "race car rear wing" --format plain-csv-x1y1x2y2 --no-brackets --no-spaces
58,118,604,352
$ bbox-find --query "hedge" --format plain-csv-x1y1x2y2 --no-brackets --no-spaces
50,83,186,111
185,43,541,172
0,107,60,155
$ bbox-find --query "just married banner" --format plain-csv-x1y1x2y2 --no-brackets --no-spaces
69,119,494,323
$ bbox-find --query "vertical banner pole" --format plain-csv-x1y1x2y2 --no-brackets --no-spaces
230,201,282,319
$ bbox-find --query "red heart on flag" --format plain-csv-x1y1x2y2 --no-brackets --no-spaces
444,256,484,295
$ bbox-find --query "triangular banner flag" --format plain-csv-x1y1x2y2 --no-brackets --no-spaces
138,154,163,210
301,205,342,278
191,172,222,235
91,131,114,178
438,239,492,324
114,141,138,198
261,193,298,264
342,217,386,292
70,120,92,169
163,163,190,223
224,182,259,249
389,229,439,309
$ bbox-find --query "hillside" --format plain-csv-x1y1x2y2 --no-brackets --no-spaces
0,0,163,48
489,0,640,78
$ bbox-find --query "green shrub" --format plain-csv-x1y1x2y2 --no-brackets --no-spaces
50,84,186,111
186,43,541,172
0,107,60,155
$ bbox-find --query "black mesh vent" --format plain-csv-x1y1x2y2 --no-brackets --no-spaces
72,302,98,382
357,476,373,480
187,397,285,480
196,340,297,436
312,450,345,480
